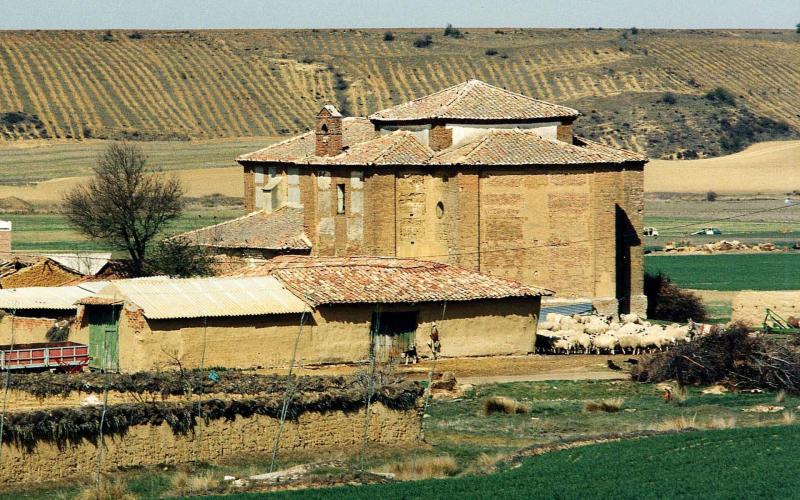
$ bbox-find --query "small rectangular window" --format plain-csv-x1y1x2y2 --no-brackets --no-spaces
336,183,346,214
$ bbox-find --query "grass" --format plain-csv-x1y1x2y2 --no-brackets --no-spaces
236,425,800,499
644,253,800,290
1,379,798,498
2,209,241,253
0,138,272,185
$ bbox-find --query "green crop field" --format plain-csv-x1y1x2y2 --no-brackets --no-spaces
645,253,800,291
2,209,241,253
0,138,270,184
239,425,800,500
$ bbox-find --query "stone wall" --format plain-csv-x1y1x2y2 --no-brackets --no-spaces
732,291,800,326
0,402,420,485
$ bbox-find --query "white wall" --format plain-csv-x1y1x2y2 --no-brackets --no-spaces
377,122,561,148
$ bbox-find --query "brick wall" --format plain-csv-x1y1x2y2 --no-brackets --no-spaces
429,123,452,151
0,260,80,289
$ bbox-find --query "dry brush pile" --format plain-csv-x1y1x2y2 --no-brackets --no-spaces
0,371,422,450
631,325,800,394
536,312,692,355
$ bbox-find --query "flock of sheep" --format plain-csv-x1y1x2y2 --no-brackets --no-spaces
536,313,693,355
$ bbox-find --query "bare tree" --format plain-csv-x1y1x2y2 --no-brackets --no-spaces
62,142,184,276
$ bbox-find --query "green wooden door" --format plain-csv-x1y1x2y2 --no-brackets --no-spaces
87,306,119,372
371,312,417,362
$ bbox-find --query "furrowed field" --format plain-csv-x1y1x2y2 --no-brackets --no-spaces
1,29,799,159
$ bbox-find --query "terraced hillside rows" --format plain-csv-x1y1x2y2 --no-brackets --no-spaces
1,29,799,157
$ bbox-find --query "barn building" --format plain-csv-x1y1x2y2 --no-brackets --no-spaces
72,257,548,372
187,79,647,315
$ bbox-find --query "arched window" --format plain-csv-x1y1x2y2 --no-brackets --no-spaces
320,123,328,133
436,201,445,219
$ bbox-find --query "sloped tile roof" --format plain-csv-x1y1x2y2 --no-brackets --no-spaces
176,205,311,251
237,117,376,163
328,131,433,165
227,255,551,306
369,79,579,122
433,130,647,165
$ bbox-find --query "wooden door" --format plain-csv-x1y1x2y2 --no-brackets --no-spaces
371,312,417,362
87,306,119,372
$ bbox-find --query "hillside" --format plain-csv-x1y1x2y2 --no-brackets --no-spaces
0,29,799,158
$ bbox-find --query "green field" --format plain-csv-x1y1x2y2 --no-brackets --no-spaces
235,425,800,500
2,210,241,253
0,138,270,184
645,253,800,291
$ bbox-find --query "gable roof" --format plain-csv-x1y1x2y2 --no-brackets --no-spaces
176,205,311,251
228,255,551,306
369,80,579,123
90,276,307,319
433,130,647,165
236,117,376,163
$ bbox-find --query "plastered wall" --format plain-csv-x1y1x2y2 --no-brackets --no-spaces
73,297,540,372
0,315,55,345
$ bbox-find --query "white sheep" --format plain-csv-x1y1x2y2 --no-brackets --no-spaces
620,313,640,324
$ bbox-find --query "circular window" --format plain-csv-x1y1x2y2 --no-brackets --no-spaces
436,201,445,219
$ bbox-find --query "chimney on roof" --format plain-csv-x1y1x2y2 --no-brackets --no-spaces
429,122,453,151
0,220,10,255
315,105,343,157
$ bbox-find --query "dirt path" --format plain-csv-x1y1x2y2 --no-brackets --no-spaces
262,354,635,385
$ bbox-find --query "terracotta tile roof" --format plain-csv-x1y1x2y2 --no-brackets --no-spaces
227,255,551,306
433,129,647,165
328,131,433,165
369,80,579,123
237,118,376,163
176,205,311,251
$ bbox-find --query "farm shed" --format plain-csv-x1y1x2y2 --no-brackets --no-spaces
73,258,548,372
0,282,108,344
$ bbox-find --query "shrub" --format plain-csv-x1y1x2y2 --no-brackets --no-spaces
584,398,624,413
101,30,114,42
383,31,395,41
644,272,708,323
631,324,800,394
704,87,736,106
631,26,639,35
484,48,498,56
382,455,458,480
77,480,135,500
45,318,72,342
413,35,433,48
483,396,528,415
145,237,214,278
169,471,219,496
796,22,800,34
706,190,718,201
443,24,463,38
661,92,677,105
128,31,144,40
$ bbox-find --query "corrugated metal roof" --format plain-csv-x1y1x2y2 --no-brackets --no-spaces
95,276,306,319
0,281,109,310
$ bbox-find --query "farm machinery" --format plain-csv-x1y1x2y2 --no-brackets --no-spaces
762,309,800,335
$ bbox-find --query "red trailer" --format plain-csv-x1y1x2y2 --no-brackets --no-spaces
0,341,90,372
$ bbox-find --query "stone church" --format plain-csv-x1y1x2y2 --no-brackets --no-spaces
185,80,648,315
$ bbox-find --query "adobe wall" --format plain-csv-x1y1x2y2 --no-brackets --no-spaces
0,315,55,345
0,402,420,485
731,291,800,326
0,260,80,289
73,297,540,372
